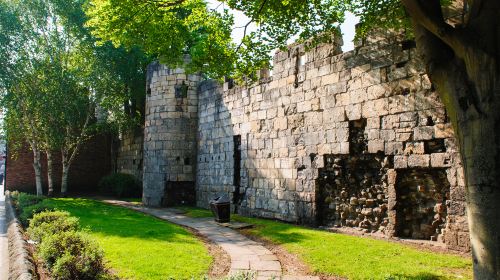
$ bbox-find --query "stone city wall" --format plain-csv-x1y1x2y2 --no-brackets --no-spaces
141,32,470,251
194,34,469,251
116,128,144,180
142,62,201,206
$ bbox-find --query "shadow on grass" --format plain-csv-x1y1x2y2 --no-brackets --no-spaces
384,272,443,280
45,198,200,244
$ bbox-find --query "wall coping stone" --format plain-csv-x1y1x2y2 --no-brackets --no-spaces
5,192,36,280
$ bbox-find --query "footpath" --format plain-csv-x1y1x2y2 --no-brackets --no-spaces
0,183,9,279
104,200,319,280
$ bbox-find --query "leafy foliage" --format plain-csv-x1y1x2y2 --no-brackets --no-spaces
38,230,106,280
20,198,108,279
28,210,79,242
86,0,236,79
84,0,420,80
11,192,55,226
0,0,151,194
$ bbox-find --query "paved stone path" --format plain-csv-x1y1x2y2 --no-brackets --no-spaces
104,200,319,280
0,184,9,279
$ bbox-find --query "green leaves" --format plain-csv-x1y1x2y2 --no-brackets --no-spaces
0,0,150,159
86,0,235,79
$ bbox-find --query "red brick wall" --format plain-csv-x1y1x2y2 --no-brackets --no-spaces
5,135,112,194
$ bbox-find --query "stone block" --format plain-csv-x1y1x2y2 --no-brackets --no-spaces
403,142,425,155
413,126,434,140
385,142,404,155
346,103,362,120
431,153,452,167
368,140,385,153
434,123,454,138
394,155,408,169
408,154,430,167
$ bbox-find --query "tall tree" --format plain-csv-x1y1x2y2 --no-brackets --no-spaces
0,0,150,195
87,0,499,277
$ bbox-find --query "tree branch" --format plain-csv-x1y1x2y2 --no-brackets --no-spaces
236,0,268,52
401,0,467,58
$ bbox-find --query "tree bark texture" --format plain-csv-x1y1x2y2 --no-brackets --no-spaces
402,0,500,277
60,152,70,196
32,149,43,196
46,150,54,196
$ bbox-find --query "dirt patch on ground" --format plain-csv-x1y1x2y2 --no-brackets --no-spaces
188,228,230,279
25,239,51,280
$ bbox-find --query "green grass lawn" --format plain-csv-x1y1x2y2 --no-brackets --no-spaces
178,207,472,280
45,198,212,280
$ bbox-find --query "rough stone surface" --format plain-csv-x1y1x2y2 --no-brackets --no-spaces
139,34,469,252
116,128,144,180
142,62,201,206
0,190,8,279
5,193,36,280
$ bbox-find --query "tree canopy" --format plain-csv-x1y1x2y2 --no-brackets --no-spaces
0,0,151,194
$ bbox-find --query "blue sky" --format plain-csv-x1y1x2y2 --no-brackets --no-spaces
206,1,359,52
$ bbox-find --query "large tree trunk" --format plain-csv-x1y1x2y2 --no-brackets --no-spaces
32,148,43,196
46,150,54,196
407,4,500,276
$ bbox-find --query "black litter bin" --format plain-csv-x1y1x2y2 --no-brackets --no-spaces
209,195,230,223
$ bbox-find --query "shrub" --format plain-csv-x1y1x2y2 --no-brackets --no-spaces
17,192,44,209
38,231,105,280
19,202,55,227
28,210,79,242
98,173,141,198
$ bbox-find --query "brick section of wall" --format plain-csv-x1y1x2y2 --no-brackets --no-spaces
6,135,112,194
193,35,469,251
142,62,201,206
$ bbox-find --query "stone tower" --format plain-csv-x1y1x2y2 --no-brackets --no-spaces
142,62,201,206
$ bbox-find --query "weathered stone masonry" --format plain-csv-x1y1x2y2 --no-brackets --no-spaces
134,34,470,252
142,62,201,206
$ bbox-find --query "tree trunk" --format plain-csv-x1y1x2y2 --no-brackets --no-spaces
411,21,500,278
60,152,70,196
46,150,54,196
461,112,500,279
32,149,43,196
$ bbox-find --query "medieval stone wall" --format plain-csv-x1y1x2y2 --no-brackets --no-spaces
141,34,470,251
142,62,201,206
116,128,144,180
194,35,469,251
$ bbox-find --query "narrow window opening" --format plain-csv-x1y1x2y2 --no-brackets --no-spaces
233,135,242,208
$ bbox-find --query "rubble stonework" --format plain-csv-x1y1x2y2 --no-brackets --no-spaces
141,34,470,252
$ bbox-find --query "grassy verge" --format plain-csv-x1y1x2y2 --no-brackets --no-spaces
178,206,472,280
45,198,212,280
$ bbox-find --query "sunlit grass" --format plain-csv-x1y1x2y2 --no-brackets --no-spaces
46,199,212,280
179,206,472,280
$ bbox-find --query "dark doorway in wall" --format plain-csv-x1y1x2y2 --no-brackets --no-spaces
395,168,450,240
162,181,196,206
233,135,242,210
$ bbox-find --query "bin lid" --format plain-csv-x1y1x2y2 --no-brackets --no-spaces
211,194,230,204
